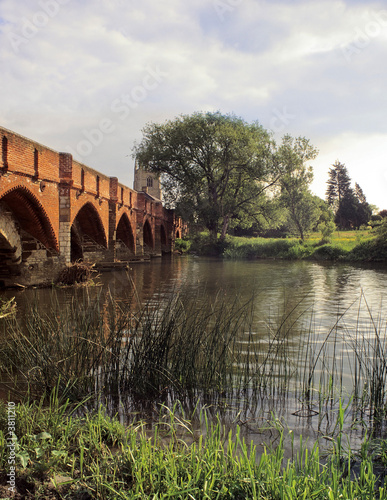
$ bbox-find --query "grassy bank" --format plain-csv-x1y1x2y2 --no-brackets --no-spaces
1,393,387,499
179,228,387,261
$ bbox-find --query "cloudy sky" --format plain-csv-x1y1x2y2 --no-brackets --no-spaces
1,0,386,208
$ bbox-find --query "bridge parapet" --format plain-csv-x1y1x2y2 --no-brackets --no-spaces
1,126,60,182
0,125,187,287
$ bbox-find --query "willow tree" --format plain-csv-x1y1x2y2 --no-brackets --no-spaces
133,112,280,241
277,135,320,239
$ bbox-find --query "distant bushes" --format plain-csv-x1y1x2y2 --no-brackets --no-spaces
183,230,384,262
348,222,387,261
312,244,347,261
223,238,298,260
174,237,191,253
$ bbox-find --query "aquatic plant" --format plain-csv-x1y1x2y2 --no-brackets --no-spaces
1,287,387,433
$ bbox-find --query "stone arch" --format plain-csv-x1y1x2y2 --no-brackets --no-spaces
143,219,154,249
116,213,135,253
71,202,107,262
0,204,23,284
0,204,22,264
0,186,58,251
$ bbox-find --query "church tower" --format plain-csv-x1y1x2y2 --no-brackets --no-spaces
133,159,162,200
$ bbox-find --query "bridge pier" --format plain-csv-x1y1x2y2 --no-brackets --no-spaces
58,153,73,264
0,125,187,287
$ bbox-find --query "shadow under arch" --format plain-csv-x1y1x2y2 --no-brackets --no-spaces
116,213,135,253
143,219,154,250
71,202,107,262
160,224,167,246
0,186,58,251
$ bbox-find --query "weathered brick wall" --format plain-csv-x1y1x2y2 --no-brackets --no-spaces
0,125,181,285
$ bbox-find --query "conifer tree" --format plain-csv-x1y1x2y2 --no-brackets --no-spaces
326,161,352,210
326,161,371,229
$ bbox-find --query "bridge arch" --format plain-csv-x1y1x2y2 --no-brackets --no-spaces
116,213,135,254
71,202,107,262
143,218,154,250
0,204,22,262
0,204,23,282
0,186,58,251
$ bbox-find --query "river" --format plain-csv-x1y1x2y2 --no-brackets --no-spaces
2,256,387,452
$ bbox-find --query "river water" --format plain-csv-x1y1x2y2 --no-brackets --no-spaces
2,256,387,452
3,256,387,319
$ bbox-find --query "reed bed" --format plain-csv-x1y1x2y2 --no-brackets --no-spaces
1,288,387,432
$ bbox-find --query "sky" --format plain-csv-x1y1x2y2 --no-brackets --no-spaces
1,0,386,209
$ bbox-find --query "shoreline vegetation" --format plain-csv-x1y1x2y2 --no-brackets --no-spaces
1,288,387,497
175,227,387,262
1,394,387,499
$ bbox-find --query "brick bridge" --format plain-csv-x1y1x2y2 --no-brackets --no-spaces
0,126,186,287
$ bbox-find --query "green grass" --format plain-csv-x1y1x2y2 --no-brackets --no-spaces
1,392,387,499
222,230,378,261
185,229,382,261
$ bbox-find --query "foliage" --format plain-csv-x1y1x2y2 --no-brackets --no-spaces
134,111,279,241
369,214,383,228
134,112,318,241
276,135,319,239
1,393,387,499
317,220,336,243
174,237,191,253
221,230,381,261
349,220,387,261
326,161,372,230
326,160,352,210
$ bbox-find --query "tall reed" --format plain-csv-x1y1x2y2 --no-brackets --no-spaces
1,287,387,432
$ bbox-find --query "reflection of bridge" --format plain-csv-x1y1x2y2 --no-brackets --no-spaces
0,126,185,287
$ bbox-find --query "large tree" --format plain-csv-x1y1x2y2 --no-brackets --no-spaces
326,161,371,229
277,135,319,239
134,112,282,241
326,161,352,212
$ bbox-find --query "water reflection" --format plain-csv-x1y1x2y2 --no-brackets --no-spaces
3,258,386,323
1,257,387,449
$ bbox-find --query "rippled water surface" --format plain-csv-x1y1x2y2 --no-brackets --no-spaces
2,256,387,451
3,257,387,321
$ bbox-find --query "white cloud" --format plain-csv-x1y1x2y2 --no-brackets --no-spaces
0,0,386,203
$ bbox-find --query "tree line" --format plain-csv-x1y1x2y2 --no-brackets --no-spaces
134,111,378,241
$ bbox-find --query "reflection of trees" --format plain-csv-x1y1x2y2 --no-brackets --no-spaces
7,259,387,342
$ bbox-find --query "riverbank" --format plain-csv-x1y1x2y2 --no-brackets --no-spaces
179,229,387,262
2,265,387,498
1,394,387,499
